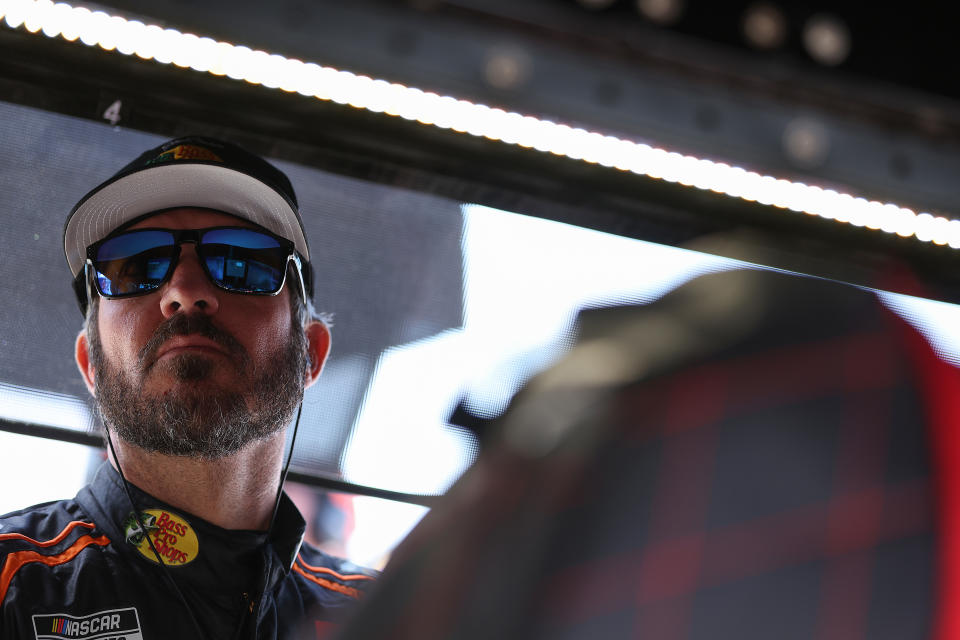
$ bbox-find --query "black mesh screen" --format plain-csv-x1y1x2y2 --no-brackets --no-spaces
0,100,471,492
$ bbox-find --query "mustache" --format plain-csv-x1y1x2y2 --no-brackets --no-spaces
137,313,250,372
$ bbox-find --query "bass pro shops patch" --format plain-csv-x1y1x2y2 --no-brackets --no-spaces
122,508,199,566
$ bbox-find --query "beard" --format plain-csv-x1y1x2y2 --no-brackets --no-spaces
89,310,308,460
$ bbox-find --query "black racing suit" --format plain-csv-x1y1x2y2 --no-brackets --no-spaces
0,462,377,639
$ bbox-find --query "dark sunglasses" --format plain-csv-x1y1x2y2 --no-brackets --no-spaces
80,226,307,307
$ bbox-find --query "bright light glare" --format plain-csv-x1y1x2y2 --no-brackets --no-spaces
0,381,95,430
0,432,92,515
342,332,480,495
342,205,738,493
348,496,428,568
1,0,956,244
0,382,95,516
879,293,960,367
0,382,97,516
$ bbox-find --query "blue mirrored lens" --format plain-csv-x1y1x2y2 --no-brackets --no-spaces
200,229,286,293
94,231,175,295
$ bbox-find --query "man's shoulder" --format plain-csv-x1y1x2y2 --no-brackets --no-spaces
0,496,96,544
0,497,105,563
289,543,379,602
0,496,110,609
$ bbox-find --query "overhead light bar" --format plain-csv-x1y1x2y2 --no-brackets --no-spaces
2,0,957,248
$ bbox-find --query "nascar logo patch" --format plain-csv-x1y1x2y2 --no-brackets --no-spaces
32,607,142,640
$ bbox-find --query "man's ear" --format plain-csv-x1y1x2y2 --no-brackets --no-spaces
75,331,97,396
303,321,331,389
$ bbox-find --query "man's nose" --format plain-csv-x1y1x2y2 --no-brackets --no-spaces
158,244,221,318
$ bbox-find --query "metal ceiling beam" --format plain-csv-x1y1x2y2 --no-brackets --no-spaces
2,15,960,305
78,0,960,220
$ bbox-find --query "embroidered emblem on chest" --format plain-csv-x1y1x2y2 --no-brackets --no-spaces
122,508,199,566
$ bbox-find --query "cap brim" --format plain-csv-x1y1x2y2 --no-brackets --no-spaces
64,163,309,277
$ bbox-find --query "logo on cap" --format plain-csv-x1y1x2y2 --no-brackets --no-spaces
123,508,199,566
148,144,222,166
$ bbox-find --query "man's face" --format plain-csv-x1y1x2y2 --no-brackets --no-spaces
85,208,308,458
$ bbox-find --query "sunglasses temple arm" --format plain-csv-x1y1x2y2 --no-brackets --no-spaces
83,260,95,314
289,254,308,305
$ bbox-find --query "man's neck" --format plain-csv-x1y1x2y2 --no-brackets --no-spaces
108,433,287,531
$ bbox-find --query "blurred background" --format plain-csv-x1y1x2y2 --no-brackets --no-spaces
1,0,958,568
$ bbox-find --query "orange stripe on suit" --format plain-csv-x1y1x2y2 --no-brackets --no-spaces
0,534,110,603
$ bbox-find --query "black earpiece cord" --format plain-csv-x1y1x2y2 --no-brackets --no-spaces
269,401,303,536
229,401,304,640
105,428,211,640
